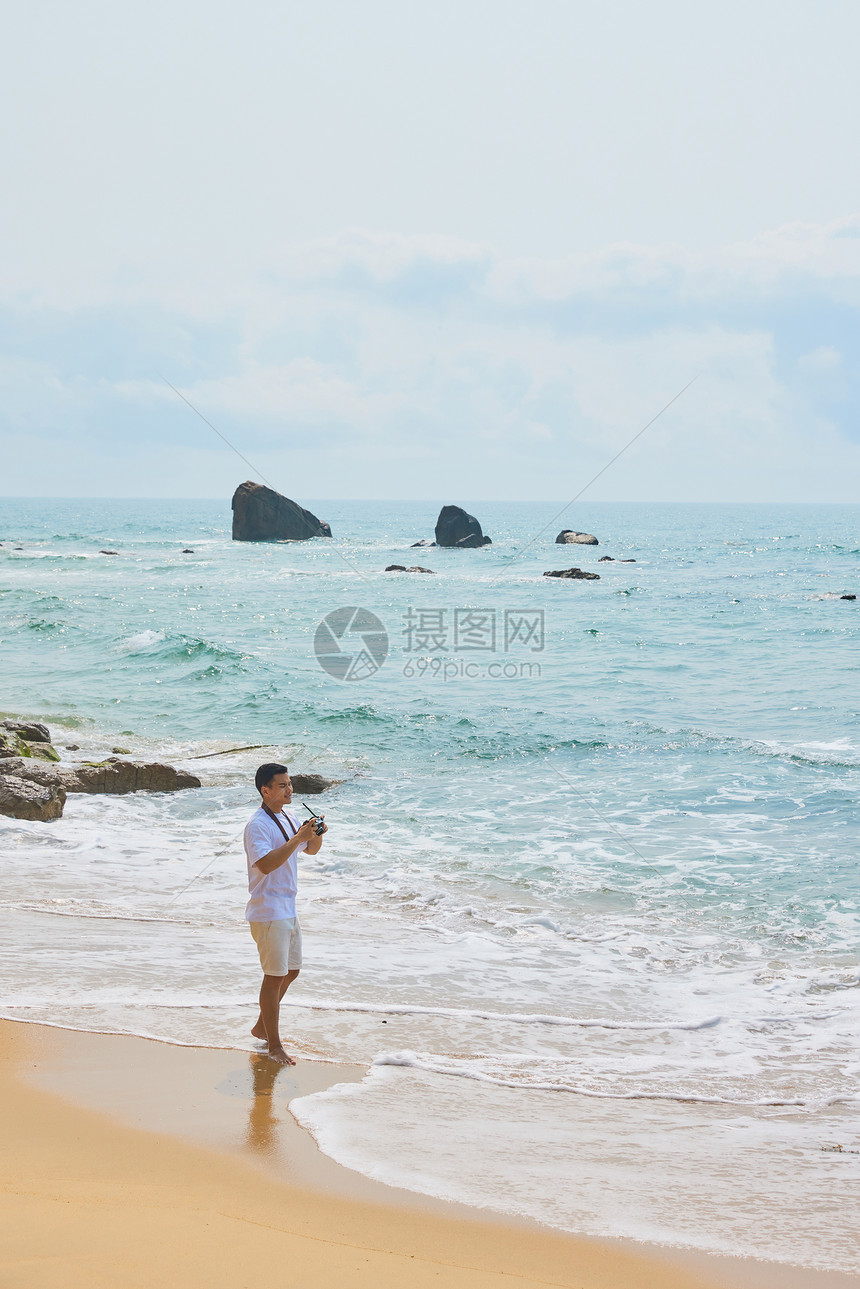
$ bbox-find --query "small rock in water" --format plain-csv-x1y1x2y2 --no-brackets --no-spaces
99,550,119,555
290,773,340,794
112,746,131,754
410,539,436,548
555,530,598,545
543,568,601,580
841,594,857,600
65,744,80,751
598,556,615,562
621,558,637,563
182,548,194,553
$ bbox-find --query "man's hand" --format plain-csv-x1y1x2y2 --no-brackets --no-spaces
295,818,319,842
302,814,327,854
255,817,325,873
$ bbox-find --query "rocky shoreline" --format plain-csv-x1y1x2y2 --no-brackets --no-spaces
0,719,338,822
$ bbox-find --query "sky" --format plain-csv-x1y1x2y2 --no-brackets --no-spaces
1,0,859,501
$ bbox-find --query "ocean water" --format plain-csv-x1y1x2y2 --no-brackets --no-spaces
1,497,858,1270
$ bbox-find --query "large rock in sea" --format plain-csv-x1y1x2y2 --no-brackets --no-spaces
232,481,332,542
0,774,66,821
434,505,492,549
556,530,598,545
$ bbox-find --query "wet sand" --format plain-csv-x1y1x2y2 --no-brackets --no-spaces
1,1019,856,1289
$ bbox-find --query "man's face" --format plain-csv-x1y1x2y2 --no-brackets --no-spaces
261,772,292,811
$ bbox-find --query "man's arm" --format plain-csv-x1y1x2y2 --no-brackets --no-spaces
254,820,317,874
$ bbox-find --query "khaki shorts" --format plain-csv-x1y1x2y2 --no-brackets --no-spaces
249,917,302,976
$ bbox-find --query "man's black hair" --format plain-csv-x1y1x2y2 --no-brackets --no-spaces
255,762,288,793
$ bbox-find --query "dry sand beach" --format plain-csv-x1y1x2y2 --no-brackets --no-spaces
2,1018,857,1289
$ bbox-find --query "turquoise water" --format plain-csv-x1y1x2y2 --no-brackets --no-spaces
1,498,858,1268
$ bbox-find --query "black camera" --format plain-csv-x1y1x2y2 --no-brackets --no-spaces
303,804,326,835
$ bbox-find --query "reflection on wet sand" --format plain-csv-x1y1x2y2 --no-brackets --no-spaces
245,1053,288,1155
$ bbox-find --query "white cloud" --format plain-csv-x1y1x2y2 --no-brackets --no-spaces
797,346,843,374
2,218,860,499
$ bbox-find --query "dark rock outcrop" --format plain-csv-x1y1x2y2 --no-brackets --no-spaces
2,754,199,794
0,758,61,787
598,556,615,562
410,539,436,548
290,773,340,795
232,481,332,542
434,505,492,549
842,594,857,601
0,753,201,818
2,719,51,744
543,568,601,580
385,565,435,573
56,759,202,795
0,774,66,821
556,530,598,545
0,724,60,762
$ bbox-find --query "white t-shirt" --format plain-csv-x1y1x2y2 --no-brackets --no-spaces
244,806,307,922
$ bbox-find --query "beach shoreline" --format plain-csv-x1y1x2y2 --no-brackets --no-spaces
2,1018,857,1289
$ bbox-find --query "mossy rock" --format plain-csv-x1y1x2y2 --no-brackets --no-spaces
24,741,62,762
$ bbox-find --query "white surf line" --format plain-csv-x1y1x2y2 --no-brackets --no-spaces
278,998,722,1029
5,998,838,1027
0,901,227,926
368,1051,853,1109
0,1012,344,1061
490,373,699,580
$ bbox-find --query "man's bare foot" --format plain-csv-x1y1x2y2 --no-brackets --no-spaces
266,1046,296,1066
251,1021,267,1040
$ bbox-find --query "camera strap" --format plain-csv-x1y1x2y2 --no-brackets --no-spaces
262,805,297,845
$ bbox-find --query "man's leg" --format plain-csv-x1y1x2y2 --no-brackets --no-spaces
254,969,300,1064
251,970,299,1039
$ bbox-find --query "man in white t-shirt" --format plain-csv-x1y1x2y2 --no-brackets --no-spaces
244,762,327,1065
